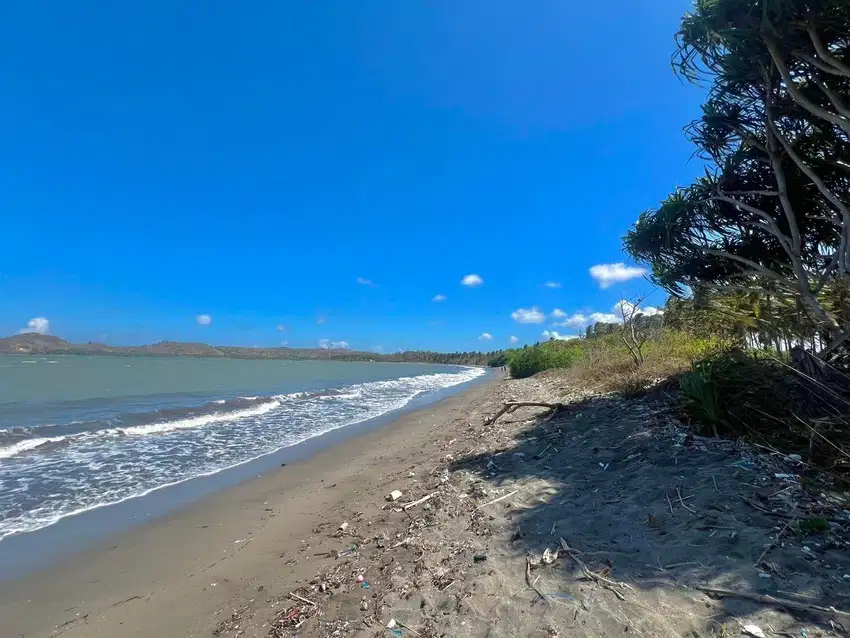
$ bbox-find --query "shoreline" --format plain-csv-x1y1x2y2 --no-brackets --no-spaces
0,369,492,580
0,373,501,638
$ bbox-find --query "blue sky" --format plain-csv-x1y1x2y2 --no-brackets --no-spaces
0,1,705,352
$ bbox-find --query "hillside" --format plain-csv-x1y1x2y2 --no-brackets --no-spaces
0,333,498,366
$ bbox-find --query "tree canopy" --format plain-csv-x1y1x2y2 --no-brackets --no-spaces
625,0,850,354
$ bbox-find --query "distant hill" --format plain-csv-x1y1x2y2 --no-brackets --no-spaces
0,333,502,366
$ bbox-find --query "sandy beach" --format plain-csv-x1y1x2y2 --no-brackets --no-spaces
0,375,500,637
5,371,850,638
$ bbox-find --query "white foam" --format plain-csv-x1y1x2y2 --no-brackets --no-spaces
0,436,69,460
118,399,283,436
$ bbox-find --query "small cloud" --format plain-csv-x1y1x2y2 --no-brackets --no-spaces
432,294,447,302
196,314,212,326
461,273,483,287
356,277,374,286
280,340,288,346
276,323,287,332
543,281,562,288
542,330,577,341
551,308,567,319
614,300,664,319
479,332,493,341
589,263,646,288
19,316,49,335
511,307,546,324
554,311,620,329
316,315,326,325
510,336,519,344
373,345,384,353
319,338,349,349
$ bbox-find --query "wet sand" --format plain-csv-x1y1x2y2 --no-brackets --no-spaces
0,376,500,637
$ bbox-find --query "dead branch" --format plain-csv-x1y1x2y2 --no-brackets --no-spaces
525,556,549,605
484,402,564,425
694,585,850,619
559,538,632,601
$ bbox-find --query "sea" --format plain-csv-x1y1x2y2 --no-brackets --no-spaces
0,355,484,541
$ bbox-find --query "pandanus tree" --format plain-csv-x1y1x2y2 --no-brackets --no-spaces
625,0,850,356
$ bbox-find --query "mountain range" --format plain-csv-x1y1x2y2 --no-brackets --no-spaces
0,333,497,366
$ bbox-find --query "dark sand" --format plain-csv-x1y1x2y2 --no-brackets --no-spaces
0,377,499,637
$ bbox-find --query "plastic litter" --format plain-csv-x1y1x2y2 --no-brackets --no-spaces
388,490,403,501
547,592,576,601
742,625,765,638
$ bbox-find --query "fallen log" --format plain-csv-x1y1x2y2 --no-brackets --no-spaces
484,402,564,425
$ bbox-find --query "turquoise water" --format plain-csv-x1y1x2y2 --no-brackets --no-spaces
0,355,483,539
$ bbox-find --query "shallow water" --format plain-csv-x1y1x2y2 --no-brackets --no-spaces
0,355,483,539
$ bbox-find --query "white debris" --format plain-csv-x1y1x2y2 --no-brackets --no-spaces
339,521,349,531
742,625,765,638
388,490,403,501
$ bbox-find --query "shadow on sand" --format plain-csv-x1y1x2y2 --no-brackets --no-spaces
448,392,850,637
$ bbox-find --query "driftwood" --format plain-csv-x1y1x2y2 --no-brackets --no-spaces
694,585,850,619
484,402,564,426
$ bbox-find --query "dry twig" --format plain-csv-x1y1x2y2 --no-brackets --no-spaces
402,492,438,510
484,402,564,425
754,515,796,567
559,538,632,601
476,489,520,509
695,585,850,619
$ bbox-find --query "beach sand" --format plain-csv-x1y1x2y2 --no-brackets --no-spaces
4,372,850,638
0,376,499,637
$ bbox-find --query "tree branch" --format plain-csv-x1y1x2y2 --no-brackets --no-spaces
807,28,850,78
766,38,850,136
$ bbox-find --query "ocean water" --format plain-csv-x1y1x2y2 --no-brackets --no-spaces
0,355,484,540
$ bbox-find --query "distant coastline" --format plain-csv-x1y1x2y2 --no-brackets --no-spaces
0,332,499,366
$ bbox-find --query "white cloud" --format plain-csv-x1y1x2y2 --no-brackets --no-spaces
613,300,664,320
543,281,562,288
356,277,374,286
510,336,519,344
511,307,546,324
461,273,483,287
19,316,49,335
555,311,620,329
316,315,326,325
589,263,647,289
551,308,568,319
280,340,288,346
276,323,286,332
373,345,384,353
432,294,447,302
196,314,212,326
318,338,350,349
479,332,493,341
542,330,577,341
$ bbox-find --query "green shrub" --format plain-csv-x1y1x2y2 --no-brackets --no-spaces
507,340,583,378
